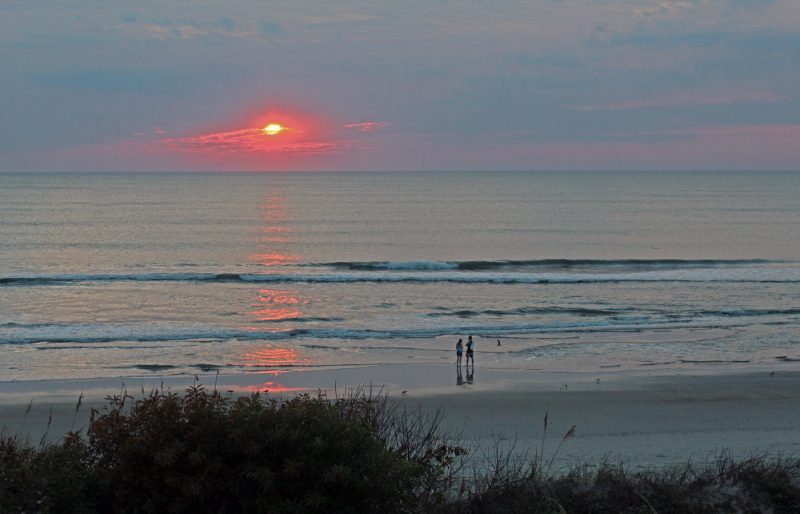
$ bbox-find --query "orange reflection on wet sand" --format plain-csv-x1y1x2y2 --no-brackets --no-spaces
242,346,307,367
226,380,306,394
256,381,305,393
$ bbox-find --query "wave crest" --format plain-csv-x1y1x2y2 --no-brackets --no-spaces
314,258,775,271
2,267,799,287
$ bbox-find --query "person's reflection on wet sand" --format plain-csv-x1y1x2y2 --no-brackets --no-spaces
456,365,464,386
466,363,474,384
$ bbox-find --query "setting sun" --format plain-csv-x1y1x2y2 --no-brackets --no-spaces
262,123,285,135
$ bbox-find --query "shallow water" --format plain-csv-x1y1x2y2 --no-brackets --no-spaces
1,171,799,380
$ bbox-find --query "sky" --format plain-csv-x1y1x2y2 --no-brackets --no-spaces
1,0,799,171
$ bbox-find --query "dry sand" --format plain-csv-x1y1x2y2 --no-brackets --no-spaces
1,364,798,470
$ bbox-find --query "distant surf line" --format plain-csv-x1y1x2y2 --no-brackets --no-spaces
0,318,769,346
308,258,778,271
2,270,799,287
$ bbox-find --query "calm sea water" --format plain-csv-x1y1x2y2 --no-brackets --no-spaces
1,171,798,381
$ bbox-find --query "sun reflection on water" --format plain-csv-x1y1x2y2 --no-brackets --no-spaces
250,288,308,321
250,252,298,266
237,189,313,374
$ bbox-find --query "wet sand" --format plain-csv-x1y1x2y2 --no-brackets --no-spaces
2,364,799,469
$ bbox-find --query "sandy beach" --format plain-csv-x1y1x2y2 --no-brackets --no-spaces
3,363,799,470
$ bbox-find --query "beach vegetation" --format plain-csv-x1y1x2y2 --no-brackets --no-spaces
2,388,799,513
443,451,800,513
1,385,464,513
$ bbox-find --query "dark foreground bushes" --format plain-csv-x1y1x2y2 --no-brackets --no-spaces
1,386,461,513
2,386,800,513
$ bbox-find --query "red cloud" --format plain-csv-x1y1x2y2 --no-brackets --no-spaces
158,127,357,156
117,109,387,169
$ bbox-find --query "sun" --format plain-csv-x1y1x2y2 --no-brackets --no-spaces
262,123,285,136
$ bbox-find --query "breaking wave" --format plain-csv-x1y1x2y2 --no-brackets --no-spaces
2,266,799,286
0,317,764,346
427,307,628,317
312,259,776,271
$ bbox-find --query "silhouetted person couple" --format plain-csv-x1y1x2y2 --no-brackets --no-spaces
455,335,474,367
456,337,474,386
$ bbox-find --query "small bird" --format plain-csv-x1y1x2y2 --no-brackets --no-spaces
497,339,501,346
596,378,600,383
401,390,408,395
770,371,775,377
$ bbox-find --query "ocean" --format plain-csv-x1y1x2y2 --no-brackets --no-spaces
1,171,799,381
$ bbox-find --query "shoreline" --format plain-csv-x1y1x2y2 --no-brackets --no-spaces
0,357,797,400
2,363,799,469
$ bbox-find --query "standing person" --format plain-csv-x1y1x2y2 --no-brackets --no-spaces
455,338,463,367
466,335,474,365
